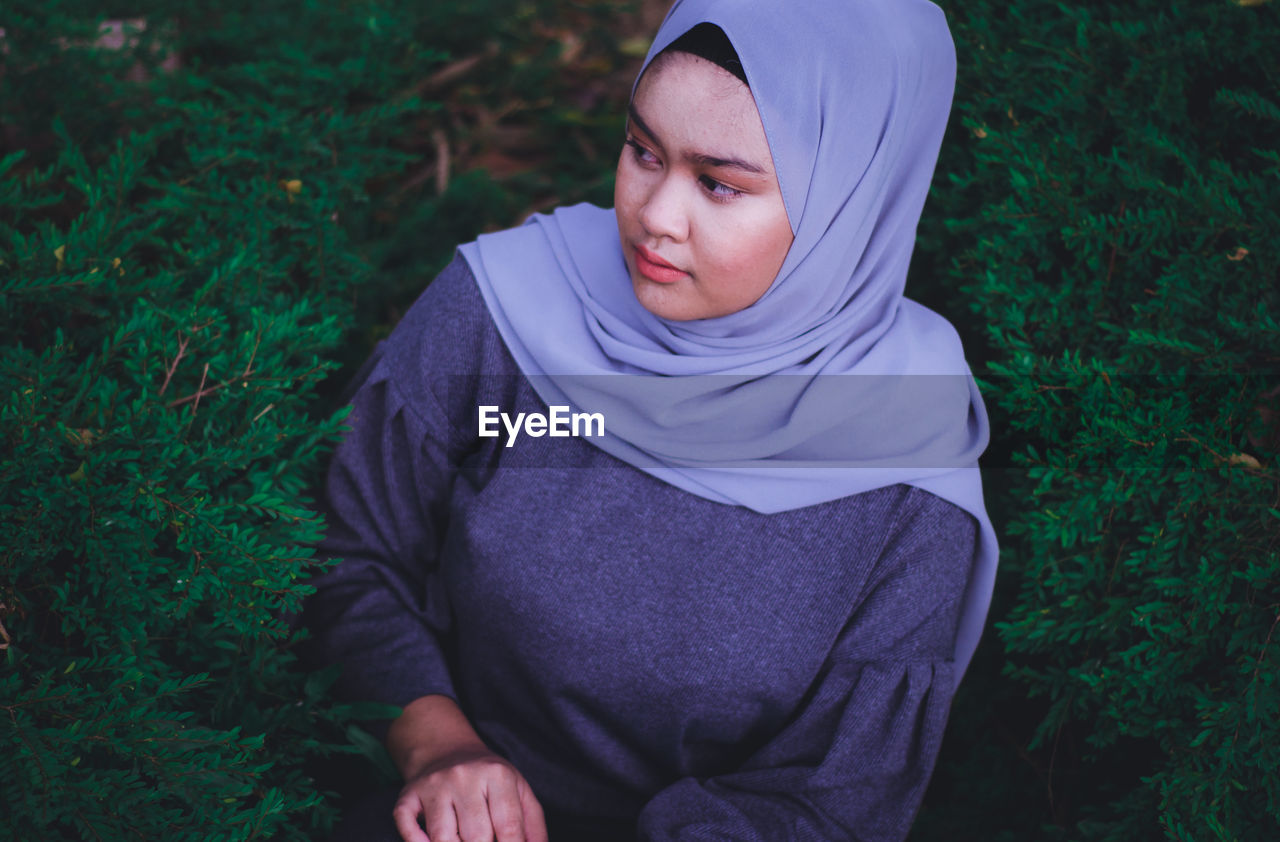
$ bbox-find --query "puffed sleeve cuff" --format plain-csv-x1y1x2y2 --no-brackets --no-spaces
636,658,955,842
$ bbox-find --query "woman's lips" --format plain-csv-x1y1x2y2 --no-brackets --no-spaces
634,245,689,284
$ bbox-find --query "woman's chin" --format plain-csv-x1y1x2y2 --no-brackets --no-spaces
632,275,702,321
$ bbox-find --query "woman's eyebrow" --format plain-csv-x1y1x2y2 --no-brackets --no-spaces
628,103,768,176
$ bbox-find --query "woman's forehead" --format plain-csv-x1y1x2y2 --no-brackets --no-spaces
639,0,956,234
631,54,775,174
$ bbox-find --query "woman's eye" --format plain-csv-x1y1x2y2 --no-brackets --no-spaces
625,138,659,166
699,175,743,200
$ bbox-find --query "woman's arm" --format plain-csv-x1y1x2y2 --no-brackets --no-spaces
387,695,548,842
299,369,460,710
388,695,490,779
635,491,978,842
301,254,547,842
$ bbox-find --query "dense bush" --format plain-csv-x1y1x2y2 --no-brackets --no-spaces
0,2,424,837
915,0,1280,839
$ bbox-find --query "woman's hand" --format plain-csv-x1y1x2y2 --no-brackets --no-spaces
386,694,548,842
393,745,548,842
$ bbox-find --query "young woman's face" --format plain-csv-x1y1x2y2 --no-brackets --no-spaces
614,53,794,321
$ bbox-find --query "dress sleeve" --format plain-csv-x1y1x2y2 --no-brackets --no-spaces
298,254,481,709
635,492,977,842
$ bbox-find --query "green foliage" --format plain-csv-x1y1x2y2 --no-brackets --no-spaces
0,0,471,837
915,0,1280,839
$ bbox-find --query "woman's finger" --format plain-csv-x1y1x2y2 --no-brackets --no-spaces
453,789,495,842
421,790,466,842
485,772,528,842
391,790,433,842
518,779,549,842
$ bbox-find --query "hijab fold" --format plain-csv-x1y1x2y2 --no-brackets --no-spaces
458,0,998,683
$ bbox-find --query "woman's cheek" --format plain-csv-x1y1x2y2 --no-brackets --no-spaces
614,166,645,229
615,156,639,206
709,214,790,305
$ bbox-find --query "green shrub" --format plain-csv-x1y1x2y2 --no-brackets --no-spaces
915,0,1280,839
0,1,448,837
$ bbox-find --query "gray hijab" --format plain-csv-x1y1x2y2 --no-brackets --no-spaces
459,0,998,681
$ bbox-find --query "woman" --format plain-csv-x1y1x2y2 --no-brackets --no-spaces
303,1,997,840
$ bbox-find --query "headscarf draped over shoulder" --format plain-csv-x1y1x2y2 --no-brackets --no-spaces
458,0,998,682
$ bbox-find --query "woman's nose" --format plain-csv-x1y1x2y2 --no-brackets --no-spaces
638,177,689,243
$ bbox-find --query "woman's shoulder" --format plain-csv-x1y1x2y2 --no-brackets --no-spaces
777,483,977,601
776,483,975,551
373,250,522,383
337,250,524,431
888,484,979,564
807,484,979,659
871,485,978,613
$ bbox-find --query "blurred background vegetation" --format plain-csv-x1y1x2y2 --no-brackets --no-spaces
1,0,1277,839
